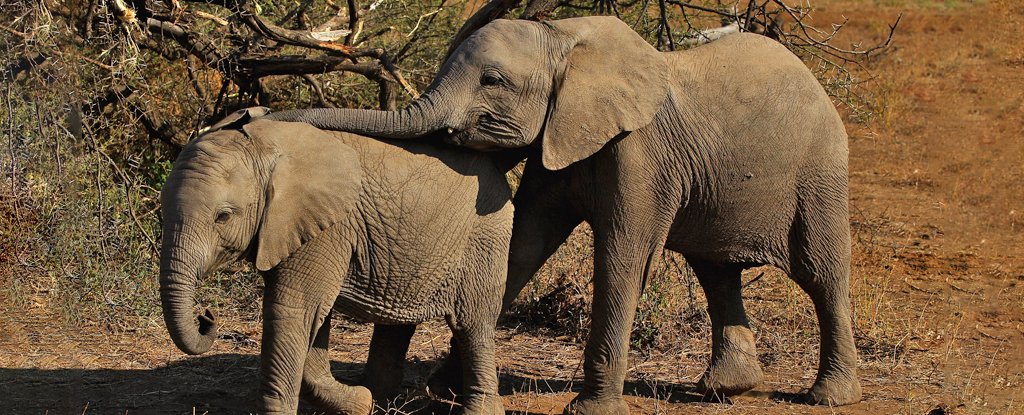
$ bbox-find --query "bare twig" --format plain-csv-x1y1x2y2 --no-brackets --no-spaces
235,55,380,77
408,7,444,38
377,51,419,99
88,131,161,252
192,10,228,26
656,0,675,51
83,0,98,37
679,22,739,46
344,0,359,45
238,4,360,56
521,0,560,20
0,21,115,72
301,74,332,107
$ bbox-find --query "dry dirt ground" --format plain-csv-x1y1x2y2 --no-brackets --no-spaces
1,0,1022,414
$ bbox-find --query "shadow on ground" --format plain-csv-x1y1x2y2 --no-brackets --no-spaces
2,354,755,414
1,354,267,414
497,371,710,404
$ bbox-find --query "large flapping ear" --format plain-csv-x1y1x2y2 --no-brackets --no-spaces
541,17,670,170
242,120,363,271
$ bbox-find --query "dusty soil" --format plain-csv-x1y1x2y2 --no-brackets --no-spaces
2,0,1021,414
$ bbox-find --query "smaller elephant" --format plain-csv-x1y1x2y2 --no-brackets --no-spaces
158,119,513,414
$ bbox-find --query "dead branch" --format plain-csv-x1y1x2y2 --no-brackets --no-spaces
679,22,739,46
301,74,332,107
82,84,135,119
521,0,560,20
43,0,425,126
0,20,115,72
128,97,189,148
235,1,360,56
235,55,382,77
657,0,675,51
345,0,360,45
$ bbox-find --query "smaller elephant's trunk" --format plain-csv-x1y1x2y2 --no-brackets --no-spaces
159,232,218,355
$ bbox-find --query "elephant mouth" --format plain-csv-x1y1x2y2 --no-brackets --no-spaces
446,128,497,151
445,113,525,150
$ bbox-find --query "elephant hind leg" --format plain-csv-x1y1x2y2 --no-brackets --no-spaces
687,258,763,397
787,200,861,406
362,324,416,400
445,311,504,415
301,311,374,415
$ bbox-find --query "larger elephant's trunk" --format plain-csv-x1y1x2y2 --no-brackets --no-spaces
263,84,456,138
159,229,217,355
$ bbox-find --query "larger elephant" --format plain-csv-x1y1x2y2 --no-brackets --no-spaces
158,120,512,414
258,16,860,413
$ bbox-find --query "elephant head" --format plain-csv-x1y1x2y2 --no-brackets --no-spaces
158,121,362,355
263,16,669,170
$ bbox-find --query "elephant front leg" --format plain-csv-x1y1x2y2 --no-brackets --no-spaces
258,295,316,414
260,274,370,415
687,258,763,398
361,324,416,400
302,311,374,415
565,234,665,415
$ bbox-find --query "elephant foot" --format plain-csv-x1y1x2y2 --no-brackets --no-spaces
562,396,629,415
695,325,763,397
805,374,861,406
695,363,763,398
462,394,505,415
425,355,464,401
332,386,374,415
361,370,403,401
303,384,374,415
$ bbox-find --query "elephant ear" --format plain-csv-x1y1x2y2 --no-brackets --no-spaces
541,17,669,170
241,120,363,271
203,106,272,134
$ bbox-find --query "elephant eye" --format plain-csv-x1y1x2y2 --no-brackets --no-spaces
215,209,232,224
480,72,503,87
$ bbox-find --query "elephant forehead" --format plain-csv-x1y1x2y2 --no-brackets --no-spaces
467,20,545,55
170,154,243,185
164,147,257,211
175,135,258,179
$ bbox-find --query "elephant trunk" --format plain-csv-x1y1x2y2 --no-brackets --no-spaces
159,228,217,355
262,85,457,138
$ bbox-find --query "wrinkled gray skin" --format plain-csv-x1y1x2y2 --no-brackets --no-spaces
259,16,859,414
159,120,512,415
